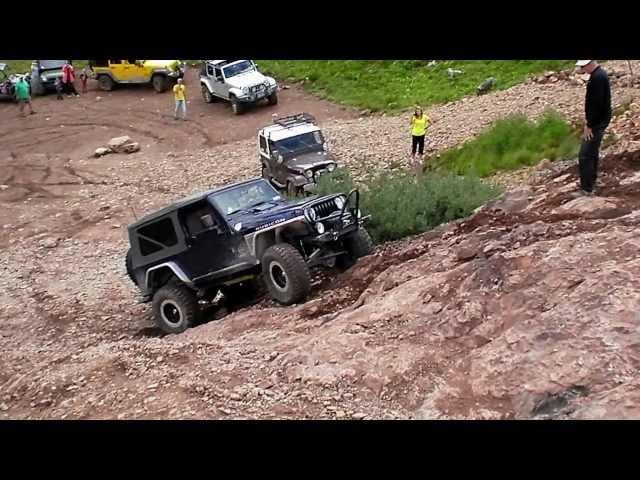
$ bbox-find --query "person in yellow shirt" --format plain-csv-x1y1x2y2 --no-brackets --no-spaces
410,106,431,162
173,78,187,120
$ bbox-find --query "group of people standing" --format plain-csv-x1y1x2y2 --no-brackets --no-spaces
15,61,91,117
407,59,612,197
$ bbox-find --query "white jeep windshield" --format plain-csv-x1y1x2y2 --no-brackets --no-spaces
273,131,324,155
223,61,254,78
210,180,281,216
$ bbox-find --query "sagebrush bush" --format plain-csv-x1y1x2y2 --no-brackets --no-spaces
428,111,580,177
313,169,501,243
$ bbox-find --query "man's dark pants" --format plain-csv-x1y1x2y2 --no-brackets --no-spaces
578,122,608,193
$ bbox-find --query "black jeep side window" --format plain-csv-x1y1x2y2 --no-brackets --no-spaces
207,65,214,76
182,204,220,237
259,136,267,152
214,68,223,81
137,218,178,256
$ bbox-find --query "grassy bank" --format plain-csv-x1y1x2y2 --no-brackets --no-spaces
259,60,574,112
427,111,580,177
315,169,501,243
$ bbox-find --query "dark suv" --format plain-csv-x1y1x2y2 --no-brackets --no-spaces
30,60,69,96
125,178,372,334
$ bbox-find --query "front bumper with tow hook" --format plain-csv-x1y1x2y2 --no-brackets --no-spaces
237,84,277,103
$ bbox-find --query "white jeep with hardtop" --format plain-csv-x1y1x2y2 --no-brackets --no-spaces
200,60,278,115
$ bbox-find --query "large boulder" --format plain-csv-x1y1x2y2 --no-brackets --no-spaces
108,136,132,152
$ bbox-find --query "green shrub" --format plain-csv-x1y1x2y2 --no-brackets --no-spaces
311,169,501,243
428,111,580,177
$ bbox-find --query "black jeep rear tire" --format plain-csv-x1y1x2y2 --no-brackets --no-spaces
151,282,199,334
201,84,214,103
125,249,135,284
267,91,278,106
97,75,114,91
337,227,374,270
261,244,311,305
152,74,168,93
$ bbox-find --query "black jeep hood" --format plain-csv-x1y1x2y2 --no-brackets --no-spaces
225,194,338,235
285,151,335,171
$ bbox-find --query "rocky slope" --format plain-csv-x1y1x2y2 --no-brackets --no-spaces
1,60,639,419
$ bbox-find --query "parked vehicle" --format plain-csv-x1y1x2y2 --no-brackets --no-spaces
259,113,338,196
200,60,278,114
29,60,68,96
89,60,185,93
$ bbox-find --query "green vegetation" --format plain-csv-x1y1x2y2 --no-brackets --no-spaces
259,60,574,112
315,169,501,243
427,111,580,177
0,60,88,73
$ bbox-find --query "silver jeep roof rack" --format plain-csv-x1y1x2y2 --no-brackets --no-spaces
272,112,317,128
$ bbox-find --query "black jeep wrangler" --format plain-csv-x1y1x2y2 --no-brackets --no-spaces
125,178,372,334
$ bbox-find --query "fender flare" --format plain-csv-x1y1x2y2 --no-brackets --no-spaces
145,262,192,291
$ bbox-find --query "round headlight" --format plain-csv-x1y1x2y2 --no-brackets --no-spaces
304,207,317,223
242,86,249,94
334,196,345,210
315,222,325,234
234,222,242,232
305,170,314,179
327,163,336,172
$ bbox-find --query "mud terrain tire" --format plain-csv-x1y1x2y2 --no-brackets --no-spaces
97,75,114,91
267,91,278,105
152,282,199,334
337,227,373,270
262,244,311,305
231,96,244,115
202,84,214,103
152,74,168,93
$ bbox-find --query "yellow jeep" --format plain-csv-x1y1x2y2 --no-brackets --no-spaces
88,59,185,93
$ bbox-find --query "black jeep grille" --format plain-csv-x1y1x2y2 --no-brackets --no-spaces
250,84,265,94
312,199,339,219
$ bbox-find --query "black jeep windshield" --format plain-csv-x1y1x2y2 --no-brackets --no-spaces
223,61,254,78
210,180,281,216
39,60,66,70
273,131,324,156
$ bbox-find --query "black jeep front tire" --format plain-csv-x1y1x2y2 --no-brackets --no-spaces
152,74,168,93
97,75,114,91
337,227,374,270
262,244,311,305
151,282,199,334
267,91,278,106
